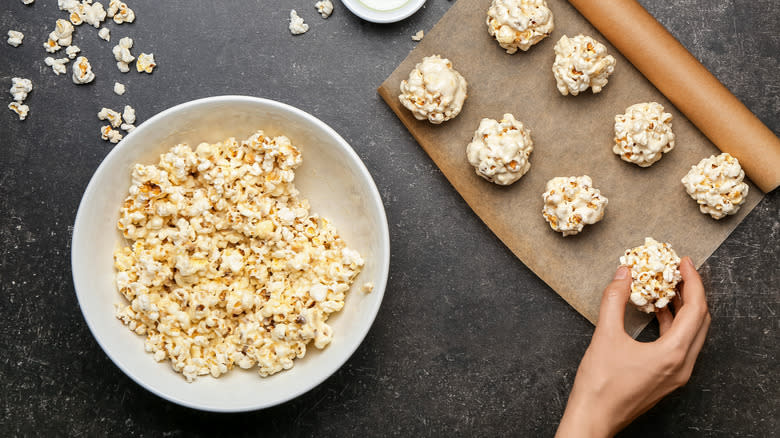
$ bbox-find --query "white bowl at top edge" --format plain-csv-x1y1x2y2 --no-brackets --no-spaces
340,0,426,23
71,95,390,412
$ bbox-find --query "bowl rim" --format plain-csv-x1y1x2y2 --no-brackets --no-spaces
340,0,426,23
71,95,391,412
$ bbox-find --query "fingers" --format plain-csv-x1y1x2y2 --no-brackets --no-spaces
596,265,633,334
656,306,673,336
664,257,709,347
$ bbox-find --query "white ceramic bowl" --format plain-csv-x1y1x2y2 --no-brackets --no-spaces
340,0,426,23
72,96,390,412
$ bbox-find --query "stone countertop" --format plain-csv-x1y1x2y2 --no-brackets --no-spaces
0,1,777,436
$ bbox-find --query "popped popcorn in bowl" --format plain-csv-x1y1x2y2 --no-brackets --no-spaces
73,96,389,412
113,131,365,382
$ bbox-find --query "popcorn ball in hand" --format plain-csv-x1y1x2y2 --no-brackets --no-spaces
399,55,468,124
681,153,749,220
542,176,608,236
613,102,675,167
552,34,616,96
486,0,554,54
620,237,682,313
466,113,534,185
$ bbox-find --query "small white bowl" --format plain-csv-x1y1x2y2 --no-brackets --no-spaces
71,96,390,412
340,0,426,23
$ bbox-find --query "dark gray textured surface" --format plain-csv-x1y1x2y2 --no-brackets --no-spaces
0,0,777,436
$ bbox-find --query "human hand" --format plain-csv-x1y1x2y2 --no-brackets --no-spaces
555,256,711,438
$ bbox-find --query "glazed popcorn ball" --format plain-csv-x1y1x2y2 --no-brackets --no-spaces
7,30,24,47
681,153,749,220
620,237,682,313
466,113,534,185
486,0,554,54
113,131,365,382
542,175,608,236
72,56,95,84
613,102,675,167
552,34,616,96
399,55,468,124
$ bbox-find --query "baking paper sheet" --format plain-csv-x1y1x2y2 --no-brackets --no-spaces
378,0,764,336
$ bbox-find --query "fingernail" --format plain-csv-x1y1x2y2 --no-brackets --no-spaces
614,266,629,280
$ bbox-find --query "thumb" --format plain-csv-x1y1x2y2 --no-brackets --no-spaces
596,265,633,334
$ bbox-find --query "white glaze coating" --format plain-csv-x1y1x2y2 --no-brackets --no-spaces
613,102,675,167
466,113,534,185
542,175,607,236
681,153,749,220
552,34,615,96
486,0,554,54
399,55,468,124
620,237,681,313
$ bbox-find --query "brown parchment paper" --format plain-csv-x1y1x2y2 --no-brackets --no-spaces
378,0,764,337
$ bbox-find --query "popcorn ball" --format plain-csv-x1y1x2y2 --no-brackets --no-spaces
620,237,682,313
486,0,554,54
552,34,616,96
466,113,534,185
613,102,675,167
542,176,608,236
399,55,468,124
113,131,365,382
681,153,749,220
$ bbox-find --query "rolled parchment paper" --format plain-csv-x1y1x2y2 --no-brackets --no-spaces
569,0,780,193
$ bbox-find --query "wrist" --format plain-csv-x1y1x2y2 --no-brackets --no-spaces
556,392,615,438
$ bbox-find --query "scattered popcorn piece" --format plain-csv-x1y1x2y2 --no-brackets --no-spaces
113,131,365,381
7,30,24,47
43,37,61,53
101,124,123,143
542,175,608,236
53,19,75,46
399,55,468,124
315,0,333,18
98,27,111,41
620,237,681,313
113,37,134,72
44,57,70,75
8,102,30,120
466,113,534,185
362,282,374,293
411,30,424,41
122,104,135,124
552,34,616,96
613,102,675,167
10,77,33,102
22,0,34,5
113,82,126,95
58,0,85,26
136,52,156,73
120,123,135,132
486,0,554,54
98,107,123,127
289,9,309,35
107,0,135,24
681,153,749,220
82,2,107,28
65,45,81,59
71,56,95,84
